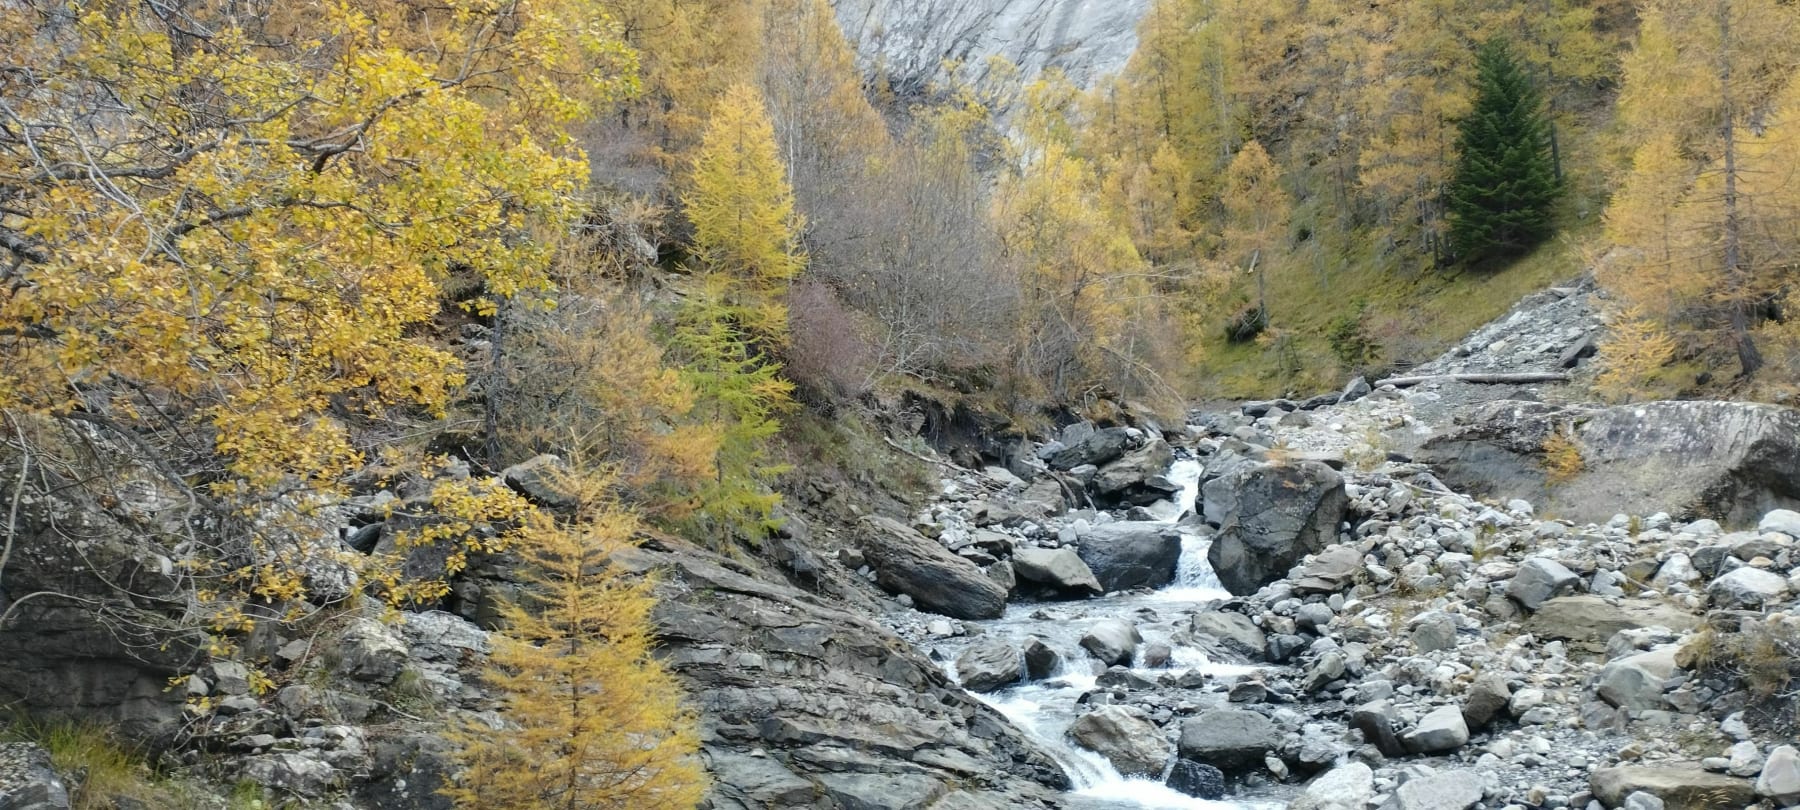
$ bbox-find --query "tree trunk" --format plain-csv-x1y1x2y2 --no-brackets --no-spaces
1718,3,1763,378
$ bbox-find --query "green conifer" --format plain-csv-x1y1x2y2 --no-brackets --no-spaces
1448,39,1563,264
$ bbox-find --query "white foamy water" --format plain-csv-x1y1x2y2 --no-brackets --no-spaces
928,449,1286,808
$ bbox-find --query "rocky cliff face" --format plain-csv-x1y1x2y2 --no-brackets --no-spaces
830,0,1152,94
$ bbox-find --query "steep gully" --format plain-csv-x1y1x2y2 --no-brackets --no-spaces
914,459,1277,810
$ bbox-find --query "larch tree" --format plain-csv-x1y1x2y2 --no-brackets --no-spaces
684,82,806,348
670,83,801,542
1219,141,1293,325
1447,39,1562,264
0,0,637,610
444,469,707,810
1600,0,1800,381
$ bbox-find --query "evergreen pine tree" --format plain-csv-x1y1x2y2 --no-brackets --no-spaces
1447,39,1563,263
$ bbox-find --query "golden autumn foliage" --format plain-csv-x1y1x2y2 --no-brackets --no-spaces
443,468,706,810
0,0,636,491
995,119,1169,404
1598,0,1800,385
685,83,806,348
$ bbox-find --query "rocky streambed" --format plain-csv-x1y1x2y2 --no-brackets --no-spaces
843,372,1800,810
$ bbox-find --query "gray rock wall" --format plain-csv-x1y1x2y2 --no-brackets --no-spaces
831,0,1152,94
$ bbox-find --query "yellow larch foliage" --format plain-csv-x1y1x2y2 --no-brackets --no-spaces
1221,141,1293,288
0,0,637,492
995,133,1156,401
443,469,706,810
684,82,807,347
601,0,766,167
1599,0,1800,382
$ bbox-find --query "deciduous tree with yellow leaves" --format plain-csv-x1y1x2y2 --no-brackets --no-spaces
443,467,706,810
1598,0,1800,385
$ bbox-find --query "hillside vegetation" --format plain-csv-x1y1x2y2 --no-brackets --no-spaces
5,0,1800,805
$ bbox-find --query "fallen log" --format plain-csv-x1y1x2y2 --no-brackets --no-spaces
1375,372,1571,389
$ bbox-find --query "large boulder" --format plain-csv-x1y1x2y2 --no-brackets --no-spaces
1074,523,1183,592
1010,547,1104,598
1707,567,1790,609
1759,746,1800,804
1507,557,1582,611
956,639,1023,694
1418,401,1800,526
1068,706,1173,778
1596,647,1680,711
859,516,1007,620
1402,706,1470,754
1177,708,1278,771
1090,440,1178,507
1204,461,1349,595
1524,596,1700,654
0,417,206,742
1189,612,1268,661
1080,620,1142,667
1591,765,1758,810
1165,760,1226,800
615,543,1071,806
1047,427,1136,471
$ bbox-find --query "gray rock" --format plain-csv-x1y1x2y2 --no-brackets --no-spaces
1293,546,1364,595
1205,461,1349,595
859,516,1007,620
1011,547,1104,597
1075,522,1183,591
336,618,409,684
1726,741,1764,778
1166,760,1226,800
1622,792,1664,810
1190,613,1267,661
1380,769,1483,810
1069,705,1172,778
1177,708,1278,770
1650,554,1700,589
1296,603,1335,635
1023,638,1061,681
1759,509,1800,538
833,0,1152,99
1046,427,1136,471
704,751,815,806
955,639,1022,693
1462,673,1512,730
1292,762,1375,810
239,752,340,798
1080,620,1142,667
0,743,70,810
1509,557,1582,611
1403,706,1471,754
818,772,946,810
1758,746,1800,804
1353,700,1406,757
1597,647,1680,711
1340,376,1374,405
500,454,578,509
1525,596,1699,654
1590,764,1757,809
616,542,1070,803
1301,652,1346,694
1411,611,1458,653
1418,400,1800,526
1707,567,1790,609
1091,440,1176,504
